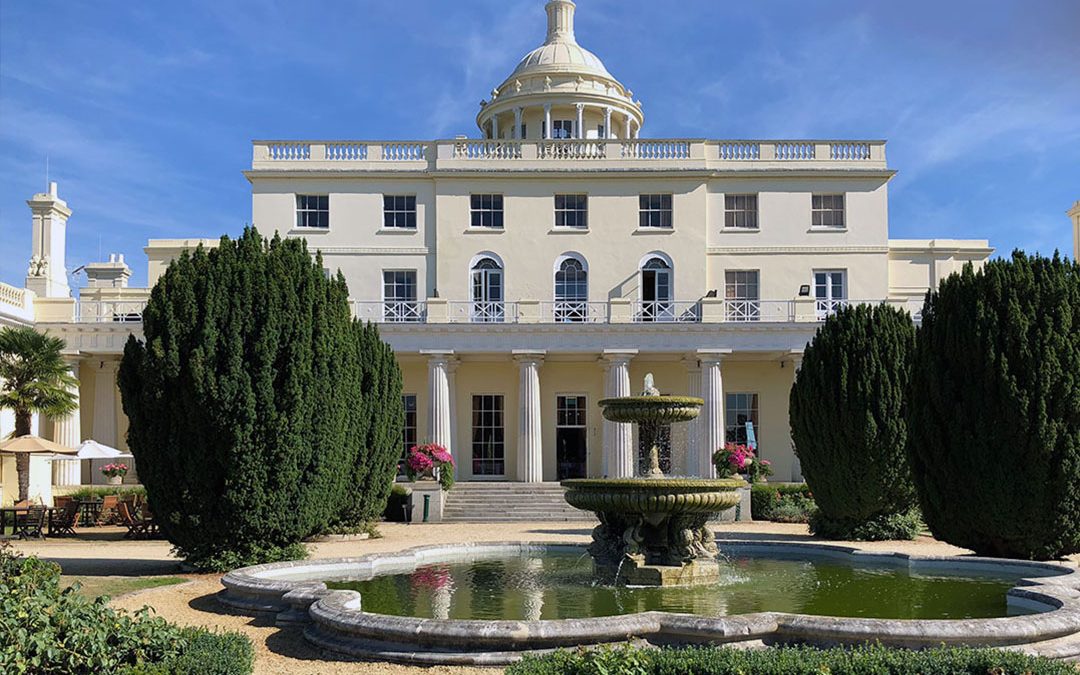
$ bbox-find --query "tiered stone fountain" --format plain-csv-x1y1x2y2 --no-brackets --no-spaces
562,375,744,586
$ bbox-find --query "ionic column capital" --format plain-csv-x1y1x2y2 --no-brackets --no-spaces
695,349,731,366
512,350,546,367
601,349,637,366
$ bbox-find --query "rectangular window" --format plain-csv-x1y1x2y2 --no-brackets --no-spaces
814,269,847,318
596,125,606,139
552,119,574,139
725,392,759,446
811,194,845,228
724,270,760,321
400,394,417,474
554,194,588,228
639,194,673,229
295,195,329,229
383,195,417,229
470,194,504,228
557,395,587,427
472,395,505,476
724,194,758,229
520,123,527,139
382,270,420,322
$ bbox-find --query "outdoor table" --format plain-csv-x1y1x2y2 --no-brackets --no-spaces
0,506,59,538
76,499,103,526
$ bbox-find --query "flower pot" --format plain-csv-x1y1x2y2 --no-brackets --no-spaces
106,475,123,486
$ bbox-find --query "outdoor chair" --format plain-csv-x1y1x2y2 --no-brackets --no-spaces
54,496,72,509
96,495,120,525
51,501,81,537
117,501,150,539
14,506,47,540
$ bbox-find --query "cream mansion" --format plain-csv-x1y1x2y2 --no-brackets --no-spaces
1,1,1001,504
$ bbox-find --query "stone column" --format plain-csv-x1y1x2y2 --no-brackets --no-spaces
544,104,552,140
90,359,119,484
491,114,499,140
446,357,460,479
575,103,585,139
602,350,635,478
513,107,523,139
603,106,612,139
424,351,454,462
790,352,804,482
52,357,82,486
698,351,728,479
683,357,702,477
515,351,544,483
624,112,633,140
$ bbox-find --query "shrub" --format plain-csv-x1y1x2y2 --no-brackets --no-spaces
789,303,918,540
505,643,1072,675
751,483,815,522
0,544,252,674
810,508,922,540
64,486,147,502
119,228,402,571
909,252,1080,559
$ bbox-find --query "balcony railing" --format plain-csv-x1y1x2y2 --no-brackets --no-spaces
541,301,609,323
76,300,147,323
633,301,701,323
252,139,887,170
353,301,425,323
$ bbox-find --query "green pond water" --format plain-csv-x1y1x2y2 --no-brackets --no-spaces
325,552,1040,621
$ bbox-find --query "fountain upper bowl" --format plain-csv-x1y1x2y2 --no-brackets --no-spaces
597,396,704,424
561,477,743,514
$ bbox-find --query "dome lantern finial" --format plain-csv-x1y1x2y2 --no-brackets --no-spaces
545,0,577,45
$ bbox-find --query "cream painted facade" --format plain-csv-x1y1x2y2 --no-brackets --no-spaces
1,1,995,503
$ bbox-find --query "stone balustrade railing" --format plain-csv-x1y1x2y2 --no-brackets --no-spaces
252,139,887,170
0,282,28,308
0,282,35,323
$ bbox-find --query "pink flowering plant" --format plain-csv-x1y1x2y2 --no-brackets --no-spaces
712,443,773,483
100,463,128,479
406,443,455,490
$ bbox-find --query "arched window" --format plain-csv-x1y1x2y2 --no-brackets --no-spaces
554,257,588,322
471,257,504,322
639,256,673,322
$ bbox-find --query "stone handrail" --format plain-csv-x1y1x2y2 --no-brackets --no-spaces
0,282,28,308
251,139,887,169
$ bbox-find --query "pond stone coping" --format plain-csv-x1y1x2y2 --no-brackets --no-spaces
219,540,1080,665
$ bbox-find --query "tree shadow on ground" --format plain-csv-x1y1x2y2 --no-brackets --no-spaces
524,528,594,536
714,531,818,543
187,591,278,627
46,557,181,576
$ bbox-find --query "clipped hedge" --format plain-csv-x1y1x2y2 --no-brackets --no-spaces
909,252,1080,559
750,483,815,522
506,644,1072,675
0,544,252,674
383,483,411,522
63,486,147,502
789,303,919,540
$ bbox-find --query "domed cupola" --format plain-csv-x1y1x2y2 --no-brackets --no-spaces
476,0,644,141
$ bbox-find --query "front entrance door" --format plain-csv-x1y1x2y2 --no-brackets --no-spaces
556,395,587,479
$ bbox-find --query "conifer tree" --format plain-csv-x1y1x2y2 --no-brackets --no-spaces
789,303,919,540
120,228,401,569
909,252,1080,559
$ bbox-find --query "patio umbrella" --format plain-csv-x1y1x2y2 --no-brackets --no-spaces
0,435,77,455
68,439,132,460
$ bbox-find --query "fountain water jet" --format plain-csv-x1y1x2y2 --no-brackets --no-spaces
561,374,744,586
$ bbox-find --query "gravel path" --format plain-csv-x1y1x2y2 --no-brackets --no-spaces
14,521,1080,674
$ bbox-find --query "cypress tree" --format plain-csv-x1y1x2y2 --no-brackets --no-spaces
119,228,396,569
909,252,1080,559
789,303,919,540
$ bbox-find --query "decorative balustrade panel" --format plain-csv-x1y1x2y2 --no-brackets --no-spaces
539,140,606,159
621,140,690,160
830,142,872,160
448,301,519,324
774,142,816,160
723,299,795,322
382,142,427,161
541,301,608,323
76,300,147,323
268,143,311,160
0,282,27,308
454,141,523,160
326,143,368,161
352,301,425,323
633,301,701,323
718,142,760,160
815,298,849,320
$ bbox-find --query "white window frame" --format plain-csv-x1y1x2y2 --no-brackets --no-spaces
383,195,417,229
724,194,759,229
470,194,504,229
399,393,417,476
295,194,329,229
725,392,760,447
639,194,673,229
382,269,421,322
811,194,846,229
724,270,760,321
813,269,848,319
471,393,506,478
554,194,588,229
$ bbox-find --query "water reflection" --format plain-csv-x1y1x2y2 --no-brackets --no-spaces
327,552,1037,622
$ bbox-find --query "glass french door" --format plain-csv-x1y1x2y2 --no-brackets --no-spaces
471,258,504,323
640,258,672,322
814,270,847,319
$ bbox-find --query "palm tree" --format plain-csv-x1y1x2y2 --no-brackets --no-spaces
0,326,78,502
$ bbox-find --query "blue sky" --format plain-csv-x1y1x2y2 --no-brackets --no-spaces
1,0,1077,290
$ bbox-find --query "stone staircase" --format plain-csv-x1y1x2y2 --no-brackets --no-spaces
442,482,596,522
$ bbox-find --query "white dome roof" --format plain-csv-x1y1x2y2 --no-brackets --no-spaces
510,40,613,80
